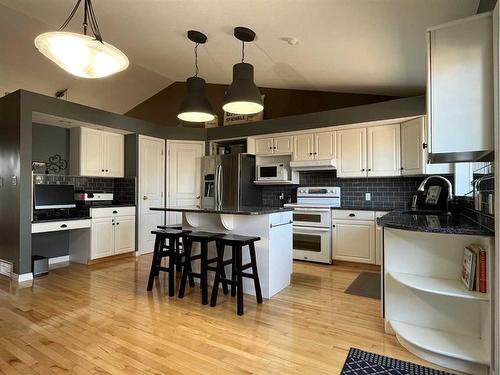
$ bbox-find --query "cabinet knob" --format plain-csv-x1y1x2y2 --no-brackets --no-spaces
112,223,115,226
143,196,148,200
361,168,365,171
116,222,120,225
101,169,105,172
400,167,404,170
196,196,201,199
368,168,371,171
105,169,109,172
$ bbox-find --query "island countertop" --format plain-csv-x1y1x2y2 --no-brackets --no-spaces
150,206,294,216
377,210,494,236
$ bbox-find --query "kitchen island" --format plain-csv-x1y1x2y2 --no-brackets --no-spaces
150,206,293,299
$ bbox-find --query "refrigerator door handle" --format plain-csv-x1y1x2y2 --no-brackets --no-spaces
218,165,223,207
215,164,222,207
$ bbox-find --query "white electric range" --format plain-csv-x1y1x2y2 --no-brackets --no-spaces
284,187,341,264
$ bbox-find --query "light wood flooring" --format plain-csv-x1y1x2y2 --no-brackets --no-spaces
0,256,453,374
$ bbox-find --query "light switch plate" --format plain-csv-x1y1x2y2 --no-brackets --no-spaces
11,176,17,186
365,192,371,201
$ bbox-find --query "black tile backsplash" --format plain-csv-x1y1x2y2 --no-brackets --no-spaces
262,170,454,210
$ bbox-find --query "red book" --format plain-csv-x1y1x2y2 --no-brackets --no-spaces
479,249,487,293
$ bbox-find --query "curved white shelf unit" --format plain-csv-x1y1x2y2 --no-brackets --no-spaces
390,320,490,366
389,272,489,301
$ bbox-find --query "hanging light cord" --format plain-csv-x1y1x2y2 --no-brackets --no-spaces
58,0,103,42
194,43,199,77
241,41,245,63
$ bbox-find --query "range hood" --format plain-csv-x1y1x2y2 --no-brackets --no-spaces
289,159,336,171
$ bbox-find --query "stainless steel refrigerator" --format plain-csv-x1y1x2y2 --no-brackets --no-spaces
201,154,261,209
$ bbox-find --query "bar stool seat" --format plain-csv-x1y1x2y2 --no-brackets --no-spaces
147,228,191,296
157,224,182,230
178,231,229,305
211,234,262,315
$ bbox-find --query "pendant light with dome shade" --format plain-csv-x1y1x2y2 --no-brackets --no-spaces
223,27,263,115
177,30,215,123
34,0,129,79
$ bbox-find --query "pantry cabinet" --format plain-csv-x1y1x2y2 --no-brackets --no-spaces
367,124,401,177
255,136,292,155
336,128,366,178
90,207,136,260
70,127,124,177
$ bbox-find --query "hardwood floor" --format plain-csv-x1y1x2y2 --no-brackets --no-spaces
0,256,452,374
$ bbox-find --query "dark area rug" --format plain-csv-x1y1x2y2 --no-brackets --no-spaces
341,348,455,375
344,272,381,299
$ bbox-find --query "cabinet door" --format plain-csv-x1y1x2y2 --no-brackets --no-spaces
315,131,336,160
336,128,366,178
114,215,136,254
255,138,274,155
401,118,425,176
103,132,124,177
333,220,375,264
367,124,401,177
273,136,293,154
293,134,314,161
91,218,114,259
81,128,104,177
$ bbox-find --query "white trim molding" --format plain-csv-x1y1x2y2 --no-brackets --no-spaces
12,272,34,283
48,255,70,265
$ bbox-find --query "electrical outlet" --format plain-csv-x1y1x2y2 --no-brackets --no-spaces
365,192,371,201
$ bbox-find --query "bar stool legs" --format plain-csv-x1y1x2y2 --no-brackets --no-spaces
249,242,263,304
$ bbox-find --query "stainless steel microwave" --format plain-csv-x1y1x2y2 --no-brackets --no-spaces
256,163,289,181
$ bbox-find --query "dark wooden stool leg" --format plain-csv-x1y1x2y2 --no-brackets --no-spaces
200,241,208,305
168,237,175,297
219,243,229,295
147,235,161,291
176,237,183,273
210,240,223,307
236,244,244,315
178,238,192,298
184,235,195,288
231,246,237,296
249,242,263,304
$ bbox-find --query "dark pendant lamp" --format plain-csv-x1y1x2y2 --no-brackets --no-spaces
223,27,264,115
177,30,214,123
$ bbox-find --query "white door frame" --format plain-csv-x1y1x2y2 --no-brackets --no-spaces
137,135,165,255
166,140,206,225
493,4,499,375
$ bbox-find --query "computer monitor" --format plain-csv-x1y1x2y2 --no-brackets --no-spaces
34,184,76,210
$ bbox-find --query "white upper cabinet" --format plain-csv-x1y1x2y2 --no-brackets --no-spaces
274,136,293,154
427,12,493,160
255,137,274,155
293,134,315,161
70,127,124,177
336,128,366,178
367,124,401,177
255,136,292,155
293,131,336,161
315,131,336,160
401,117,452,176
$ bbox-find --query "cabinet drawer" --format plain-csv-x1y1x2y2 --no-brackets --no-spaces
32,219,91,234
332,210,375,221
91,206,136,218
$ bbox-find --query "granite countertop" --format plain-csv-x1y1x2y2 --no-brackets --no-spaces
333,206,391,212
32,216,92,223
377,210,494,236
150,206,293,216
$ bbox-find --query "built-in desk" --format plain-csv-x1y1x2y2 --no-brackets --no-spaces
32,219,91,234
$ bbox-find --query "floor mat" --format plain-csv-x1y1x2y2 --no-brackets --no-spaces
344,272,381,300
341,348,455,375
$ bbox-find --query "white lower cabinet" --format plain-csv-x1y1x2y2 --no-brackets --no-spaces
91,207,136,260
332,210,375,264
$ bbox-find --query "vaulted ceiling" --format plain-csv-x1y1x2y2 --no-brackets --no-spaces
0,0,480,113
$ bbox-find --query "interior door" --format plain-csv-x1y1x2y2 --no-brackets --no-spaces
167,141,204,225
336,128,366,177
367,124,401,177
104,132,124,177
138,136,165,254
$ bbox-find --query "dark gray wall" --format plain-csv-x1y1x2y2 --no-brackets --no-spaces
0,92,21,273
124,133,138,178
477,0,497,13
206,96,426,140
32,123,69,174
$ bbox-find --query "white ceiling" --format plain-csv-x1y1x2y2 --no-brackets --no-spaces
0,0,480,113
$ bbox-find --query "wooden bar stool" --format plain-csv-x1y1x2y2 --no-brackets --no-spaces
178,231,229,305
157,224,182,230
157,224,184,272
147,228,191,296
210,234,263,315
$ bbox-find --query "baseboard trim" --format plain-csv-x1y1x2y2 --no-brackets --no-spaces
12,272,34,283
48,255,70,265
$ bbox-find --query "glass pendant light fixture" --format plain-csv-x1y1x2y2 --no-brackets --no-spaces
34,0,129,79
223,27,263,115
177,30,214,123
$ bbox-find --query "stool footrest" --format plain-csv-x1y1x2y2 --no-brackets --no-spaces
187,272,201,278
219,278,237,285
241,263,253,270
241,272,255,278
158,266,170,272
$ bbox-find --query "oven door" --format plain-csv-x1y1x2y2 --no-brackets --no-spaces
293,225,332,264
292,208,331,227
